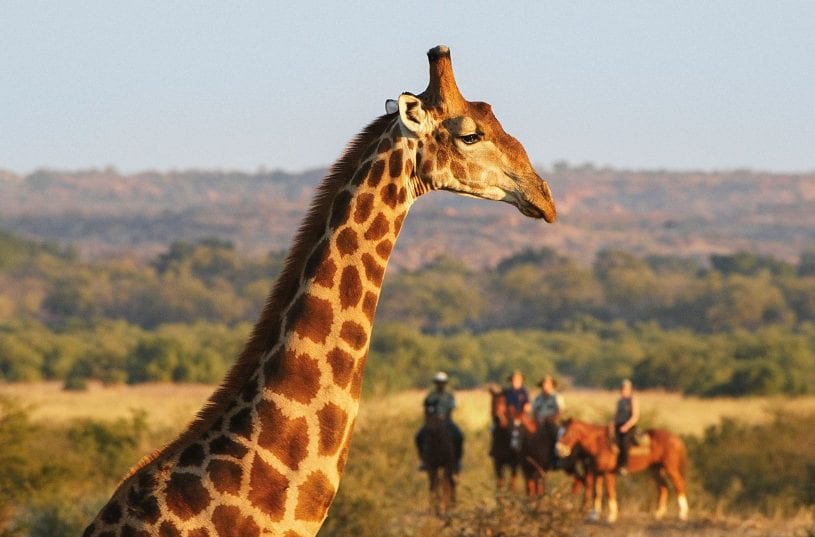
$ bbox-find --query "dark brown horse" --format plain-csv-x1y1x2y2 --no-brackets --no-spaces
512,410,592,503
488,385,521,491
555,419,689,523
421,408,456,514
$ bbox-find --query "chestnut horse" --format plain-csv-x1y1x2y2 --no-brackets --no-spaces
488,385,521,491
555,419,689,523
513,410,592,504
421,408,456,514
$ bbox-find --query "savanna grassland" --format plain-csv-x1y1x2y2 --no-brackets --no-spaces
2,383,813,537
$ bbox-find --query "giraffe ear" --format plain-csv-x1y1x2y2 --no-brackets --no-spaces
397,93,429,135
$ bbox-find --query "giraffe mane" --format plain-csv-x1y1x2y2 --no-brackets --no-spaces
123,113,397,480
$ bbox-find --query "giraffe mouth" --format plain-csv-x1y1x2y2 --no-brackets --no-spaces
517,178,557,222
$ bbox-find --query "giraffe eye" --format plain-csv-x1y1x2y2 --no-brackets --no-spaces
459,133,481,145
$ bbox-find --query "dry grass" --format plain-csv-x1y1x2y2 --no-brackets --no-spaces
4,382,815,438
4,382,813,536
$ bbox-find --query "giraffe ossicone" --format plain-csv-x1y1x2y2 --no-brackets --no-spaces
84,44,556,537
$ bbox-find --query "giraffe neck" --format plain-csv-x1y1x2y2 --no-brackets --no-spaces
84,114,419,537
237,115,415,533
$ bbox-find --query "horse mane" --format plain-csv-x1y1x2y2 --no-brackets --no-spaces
122,113,397,480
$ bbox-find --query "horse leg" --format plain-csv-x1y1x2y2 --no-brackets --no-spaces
448,466,457,508
588,474,603,522
509,465,518,492
582,472,594,512
428,468,439,514
438,469,450,516
666,467,689,521
652,468,669,520
605,472,618,524
493,460,504,491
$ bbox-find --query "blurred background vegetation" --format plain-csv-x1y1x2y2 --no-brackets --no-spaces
2,229,815,397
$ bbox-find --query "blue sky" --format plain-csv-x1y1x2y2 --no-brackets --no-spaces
2,1,813,174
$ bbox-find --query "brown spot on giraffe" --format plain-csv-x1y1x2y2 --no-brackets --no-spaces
377,138,391,154
336,439,350,474
178,443,206,467
125,486,160,524
361,291,378,323
164,472,211,520
394,213,406,235
376,239,393,260
404,158,414,177
381,183,399,208
228,407,254,440
209,435,249,459
367,159,385,188
264,349,321,405
285,294,334,344
294,471,335,522
339,266,363,309
340,321,367,350
241,375,260,403
450,159,466,179
100,502,122,524
187,529,209,537
329,190,352,229
349,353,368,400
388,149,403,178
211,505,261,537
256,399,309,470
303,239,329,282
313,256,337,288
353,192,375,223
207,458,243,495
247,455,289,520
364,213,389,241
317,402,349,456
335,227,358,256
157,522,181,537
326,347,355,388
361,253,384,286
283,532,303,537
350,159,371,186
421,158,433,176
437,149,449,167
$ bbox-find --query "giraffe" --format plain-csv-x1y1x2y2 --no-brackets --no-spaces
83,45,556,537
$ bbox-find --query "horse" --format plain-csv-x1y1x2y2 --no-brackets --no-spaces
488,385,521,491
555,419,689,523
512,410,592,504
420,407,457,514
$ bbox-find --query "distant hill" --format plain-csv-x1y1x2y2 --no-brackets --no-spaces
1,165,813,268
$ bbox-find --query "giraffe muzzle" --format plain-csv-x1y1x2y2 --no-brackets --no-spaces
517,175,557,223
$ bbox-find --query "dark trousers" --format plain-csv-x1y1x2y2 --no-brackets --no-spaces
616,425,636,469
415,421,464,462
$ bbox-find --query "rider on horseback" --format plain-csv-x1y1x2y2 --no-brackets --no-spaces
613,378,640,475
531,374,565,469
416,371,464,472
504,370,530,414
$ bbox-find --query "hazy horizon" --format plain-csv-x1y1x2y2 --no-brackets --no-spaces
3,1,813,174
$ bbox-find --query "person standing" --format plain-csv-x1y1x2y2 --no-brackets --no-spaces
614,378,640,475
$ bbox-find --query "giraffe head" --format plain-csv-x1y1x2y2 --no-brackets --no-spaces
396,46,556,222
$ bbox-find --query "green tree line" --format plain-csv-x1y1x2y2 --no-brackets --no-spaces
2,229,815,395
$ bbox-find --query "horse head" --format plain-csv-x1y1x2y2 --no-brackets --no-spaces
557,419,618,472
488,384,510,429
556,418,597,458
